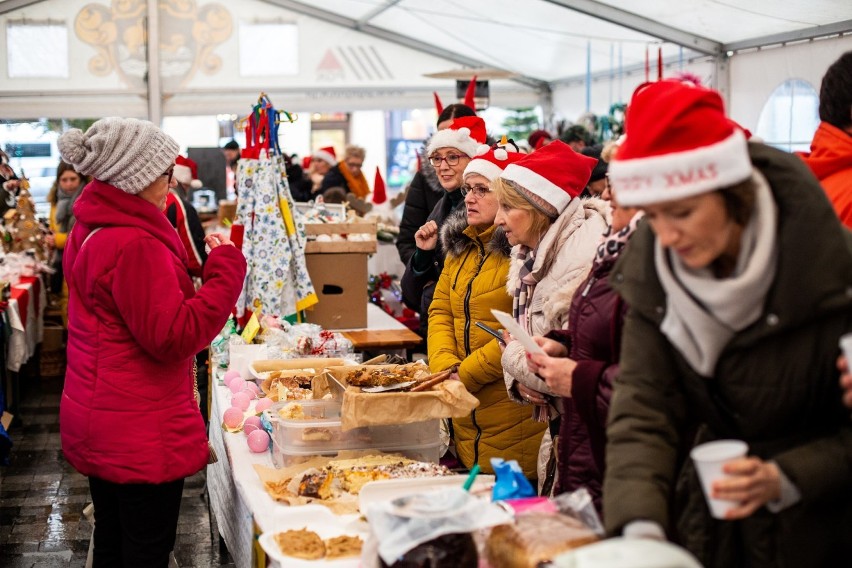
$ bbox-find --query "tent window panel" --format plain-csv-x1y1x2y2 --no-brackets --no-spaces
6,22,69,78
756,79,820,153
238,23,298,77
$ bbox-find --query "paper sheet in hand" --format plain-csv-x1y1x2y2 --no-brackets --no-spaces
491,309,545,355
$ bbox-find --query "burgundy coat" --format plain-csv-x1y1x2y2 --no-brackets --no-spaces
61,180,246,484
555,255,626,513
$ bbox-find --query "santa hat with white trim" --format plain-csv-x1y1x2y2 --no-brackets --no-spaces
312,146,337,167
463,136,524,181
499,140,598,218
609,80,752,207
426,115,490,158
173,155,202,189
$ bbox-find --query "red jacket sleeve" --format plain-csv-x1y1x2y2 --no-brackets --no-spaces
111,238,246,362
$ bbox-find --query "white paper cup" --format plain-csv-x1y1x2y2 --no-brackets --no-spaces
840,333,852,364
690,439,748,519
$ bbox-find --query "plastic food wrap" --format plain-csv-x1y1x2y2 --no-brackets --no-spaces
485,511,599,568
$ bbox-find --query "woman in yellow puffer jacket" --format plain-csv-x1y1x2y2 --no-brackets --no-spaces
426,147,546,480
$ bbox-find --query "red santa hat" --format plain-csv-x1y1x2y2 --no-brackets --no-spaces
426,115,489,158
173,155,202,189
500,140,597,217
609,80,752,207
463,137,524,181
312,146,337,167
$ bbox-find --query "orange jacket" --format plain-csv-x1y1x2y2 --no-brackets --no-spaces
797,122,852,228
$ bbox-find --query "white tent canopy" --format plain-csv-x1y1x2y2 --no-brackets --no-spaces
0,0,850,131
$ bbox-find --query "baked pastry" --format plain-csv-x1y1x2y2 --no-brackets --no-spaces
278,403,305,420
274,527,325,560
485,512,598,568
302,427,333,442
325,535,363,559
346,367,411,387
297,470,336,500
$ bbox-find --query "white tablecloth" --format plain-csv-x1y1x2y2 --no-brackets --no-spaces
6,276,45,372
207,379,279,568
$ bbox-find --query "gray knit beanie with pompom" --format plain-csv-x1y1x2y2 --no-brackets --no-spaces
57,117,180,194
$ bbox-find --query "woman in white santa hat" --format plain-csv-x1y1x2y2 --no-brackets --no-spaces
602,79,852,566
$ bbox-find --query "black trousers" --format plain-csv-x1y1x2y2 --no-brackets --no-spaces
88,476,185,568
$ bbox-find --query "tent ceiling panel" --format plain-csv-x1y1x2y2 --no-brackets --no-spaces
364,0,689,81
594,0,852,44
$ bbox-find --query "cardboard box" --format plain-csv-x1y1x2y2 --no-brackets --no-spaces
305,252,368,329
304,220,377,254
42,323,65,352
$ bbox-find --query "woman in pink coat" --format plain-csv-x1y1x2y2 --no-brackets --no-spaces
58,117,247,567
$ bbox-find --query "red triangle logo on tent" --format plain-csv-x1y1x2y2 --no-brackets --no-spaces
318,49,343,72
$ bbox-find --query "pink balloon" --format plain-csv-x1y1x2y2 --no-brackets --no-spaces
229,377,246,394
223,407,244,429
254,397,273,414
247,429,270,453
231,391,251,411
223,370,242,387
243,415,262,436
246,382,260,395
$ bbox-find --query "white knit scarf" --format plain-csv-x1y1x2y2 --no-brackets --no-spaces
654,170,778,377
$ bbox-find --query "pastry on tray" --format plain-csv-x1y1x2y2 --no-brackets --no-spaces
274,527,325,560
325,535,363,559
344,365,429,388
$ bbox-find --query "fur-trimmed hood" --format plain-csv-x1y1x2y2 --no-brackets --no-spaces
439,205,511,259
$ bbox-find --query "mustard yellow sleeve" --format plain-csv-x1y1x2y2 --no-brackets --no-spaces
49,204,68,250
427,265,463,374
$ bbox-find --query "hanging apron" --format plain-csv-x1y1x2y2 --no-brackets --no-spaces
235,109,317,320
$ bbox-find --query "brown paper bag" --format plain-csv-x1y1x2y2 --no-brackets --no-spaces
339,380,479,431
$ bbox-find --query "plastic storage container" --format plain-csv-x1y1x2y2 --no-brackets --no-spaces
270,442,442,469
265,403,442,468
273,418,440,451
270,399,342,420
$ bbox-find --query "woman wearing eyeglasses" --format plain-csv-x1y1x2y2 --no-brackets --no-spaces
428,143,546,479
57,118,246,567
492,141,609,494
401,115,488,341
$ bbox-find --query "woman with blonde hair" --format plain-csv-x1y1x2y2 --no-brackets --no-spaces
492,140,609,493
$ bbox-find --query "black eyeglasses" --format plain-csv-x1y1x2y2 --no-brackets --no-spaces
162,166,174,184
460,183,491,199
429,154,463,167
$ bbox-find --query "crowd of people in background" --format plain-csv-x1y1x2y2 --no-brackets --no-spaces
395,50,852,568
0,46,848,568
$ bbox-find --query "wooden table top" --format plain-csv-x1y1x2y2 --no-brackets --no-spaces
340,328,422,350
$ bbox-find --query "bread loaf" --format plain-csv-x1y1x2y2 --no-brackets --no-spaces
486,513,598,568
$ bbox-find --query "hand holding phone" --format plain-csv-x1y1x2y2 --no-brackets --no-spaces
475,322,506,346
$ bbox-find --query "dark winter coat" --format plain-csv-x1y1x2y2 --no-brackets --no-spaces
554,250,627,514
400,194,465,321
396,146,446,265
603,143,852,567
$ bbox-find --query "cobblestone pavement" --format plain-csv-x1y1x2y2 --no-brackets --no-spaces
0,375,235,567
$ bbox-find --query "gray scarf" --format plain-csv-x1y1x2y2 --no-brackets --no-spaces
55,182,84,234
654,170,778,377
